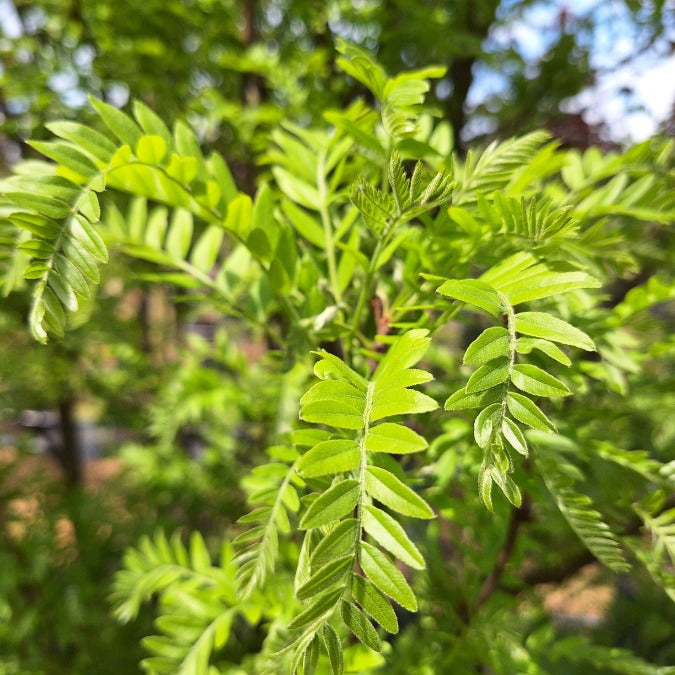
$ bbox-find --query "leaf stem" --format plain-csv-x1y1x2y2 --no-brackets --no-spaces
317,151,342,305
347,238,383,360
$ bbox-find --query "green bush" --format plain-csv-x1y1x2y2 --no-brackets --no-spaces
1,41,674,674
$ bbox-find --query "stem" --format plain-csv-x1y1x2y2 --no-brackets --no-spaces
347,239,383,360
500,292,518,421
355,381,375,560
317,151,342,304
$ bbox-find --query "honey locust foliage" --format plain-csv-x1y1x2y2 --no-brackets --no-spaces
2,42,674,674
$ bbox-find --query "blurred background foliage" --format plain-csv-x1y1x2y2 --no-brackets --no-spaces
0,0,673,672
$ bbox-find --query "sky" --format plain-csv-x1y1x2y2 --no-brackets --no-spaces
1,0,673,143
470,0,675,142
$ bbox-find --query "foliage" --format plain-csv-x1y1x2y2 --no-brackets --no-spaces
1,39,674,674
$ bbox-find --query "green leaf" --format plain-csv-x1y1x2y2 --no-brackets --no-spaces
24,263,50,280
298,440,360,478
71,215,108,262
464,327,510,365
540,457,630,573
506,392,555,431
133,101,173,150
10,213,61,239
48,271,78,312
310,519,358,569
365,423,427,454
27,140,99,178
6,192,72,220
78,191,100,222
190,226,223,272
313,350,368,392
90,97,142,147
511,364,571,397
63,236,100,283
360,541,417,611
296,555,352,601
302,636,320,675
370,388,438,420
465,360,509,394
373,329,432,384
136,135,168,164
502,418,528,456
19,239,55,259
340,601,381,652
166,209,193,259
46,120,117,163
365,466,433,519
505,271,600,305
208,152,237,206
491,471,522,508
351,575,398,634
272,167,320,210
188,532,211,572
322,625,344,675
474,404,501,448
436,279,502,316
282,200,325,247
288,588,343,629
166,153,199,184
515,312,595,351
173,120,204,163
516,338,571,366
223,193,253,239
445,387,501,410
362,505,425,569
300,480,359,529
300,380,366,430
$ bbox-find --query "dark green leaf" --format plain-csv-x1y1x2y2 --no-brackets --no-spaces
351,575,398,633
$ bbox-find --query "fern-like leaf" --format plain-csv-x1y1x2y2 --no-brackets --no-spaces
493,191,579,241
275,329,437,671
453,131,551,204
336,39,444,141
234,443,302,600
112,531,243,674
632,493,675,602
538,453,630,572
438,252,599,508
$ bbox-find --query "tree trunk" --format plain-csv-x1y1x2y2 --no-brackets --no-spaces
239,0,261,194
57,398,82,487
448,56,476,152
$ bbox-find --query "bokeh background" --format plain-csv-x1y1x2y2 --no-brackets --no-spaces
0,1,673,672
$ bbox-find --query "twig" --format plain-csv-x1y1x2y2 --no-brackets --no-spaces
476,497,531,609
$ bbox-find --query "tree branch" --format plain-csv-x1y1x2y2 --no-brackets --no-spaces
476,497,531,609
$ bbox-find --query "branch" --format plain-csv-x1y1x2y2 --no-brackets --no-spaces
476,496,531,609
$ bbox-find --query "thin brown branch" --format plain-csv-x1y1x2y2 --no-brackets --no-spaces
476,497,531,609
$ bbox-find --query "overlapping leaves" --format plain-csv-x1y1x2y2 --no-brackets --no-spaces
277,330,437,672
233,442,303,600
1,98,242,342
111,531,242,675
335,39,445,141
438,252,599,509
351,151,453,239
